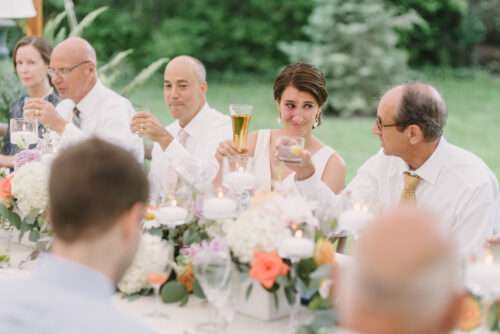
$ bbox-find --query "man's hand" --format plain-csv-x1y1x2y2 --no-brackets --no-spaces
24,98,67,134
131,112,172,150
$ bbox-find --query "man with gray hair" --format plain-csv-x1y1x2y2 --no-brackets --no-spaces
287,82,499,256
131,55,231,197
337,207,464,334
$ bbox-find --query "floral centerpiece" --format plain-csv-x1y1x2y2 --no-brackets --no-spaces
0,151,50,243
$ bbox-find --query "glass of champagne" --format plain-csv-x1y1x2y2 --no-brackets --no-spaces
146,262,172,318
229,104,253,154
10,118,39,150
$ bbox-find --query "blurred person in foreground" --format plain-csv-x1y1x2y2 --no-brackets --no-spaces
336,206,464,334
23,37,144,162
0,36,59,167
131,55,231,198
288,82,499,256
0,138,155,334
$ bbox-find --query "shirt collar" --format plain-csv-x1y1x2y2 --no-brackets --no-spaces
75,79,104,114
173,103,213,138
33,253,114,300
398,137,448,185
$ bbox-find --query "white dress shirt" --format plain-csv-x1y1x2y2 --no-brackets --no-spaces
56,80,144,162
0,254,156,334
149,103,232,198
296,138,499,256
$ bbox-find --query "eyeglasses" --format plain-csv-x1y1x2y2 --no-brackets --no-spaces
48,60,92,78
375,117,407,131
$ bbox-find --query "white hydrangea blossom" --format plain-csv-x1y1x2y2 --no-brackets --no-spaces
11,161,49,219
118,233,172,295
225,208,291,263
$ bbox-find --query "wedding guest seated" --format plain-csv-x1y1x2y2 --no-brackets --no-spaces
0,138,155,334
290,82,499,256
23,37,144,162
131,55,231,198
336,206,464,334
0,36,59,168
215,63,346,193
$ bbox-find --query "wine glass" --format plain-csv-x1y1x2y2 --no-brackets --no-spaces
192,246,234,333
465,250,500,333
146,262,173,318
10,118,39,150
229,104,253,154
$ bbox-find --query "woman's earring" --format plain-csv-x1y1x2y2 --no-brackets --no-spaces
277,115,282,125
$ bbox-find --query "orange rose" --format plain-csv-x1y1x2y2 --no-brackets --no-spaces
314,239,336,267
177,263,194,292
249,250,289,289
0,175,13,208
458,295,481,331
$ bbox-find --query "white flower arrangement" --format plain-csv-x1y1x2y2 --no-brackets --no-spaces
118,233,173,295
11,161,49,219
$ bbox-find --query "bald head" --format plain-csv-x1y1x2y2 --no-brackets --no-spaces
53,37,97,65
340,207,462,334
50,37,97,102
165,56,206,83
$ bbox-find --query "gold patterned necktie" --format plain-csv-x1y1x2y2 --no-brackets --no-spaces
72,106,82,128
400,172,421,203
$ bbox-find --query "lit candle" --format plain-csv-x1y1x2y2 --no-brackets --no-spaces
338,204,374,236
225,168,256,191
279,229,314,261
203,191,237,219
466,260,500,297
156,199,188,226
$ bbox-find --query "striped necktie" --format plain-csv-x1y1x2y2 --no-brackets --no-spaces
400,172,421,203
72,106,82,128
177,128,189,147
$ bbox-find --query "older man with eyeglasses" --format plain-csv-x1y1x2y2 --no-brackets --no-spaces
286,82,499,257
24,37,143,162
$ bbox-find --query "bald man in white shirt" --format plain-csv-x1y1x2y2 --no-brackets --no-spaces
287,82,499,256
24,37,144,162
131,56,231,199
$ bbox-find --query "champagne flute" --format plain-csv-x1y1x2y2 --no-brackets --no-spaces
146,262,172,318
229,104,252,154
193,246,234,333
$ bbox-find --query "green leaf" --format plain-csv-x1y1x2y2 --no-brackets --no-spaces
284,286,296,306
0,203,21,229
28,229,40,243
273,291,280,310
121,58,169,96
23,210,39,226
98,49,134,75
245,282,253,300
276,275,289,287
192,279,205,299
43,11,67,43
179,294,189,306
69,6,109,37
161,281,188,304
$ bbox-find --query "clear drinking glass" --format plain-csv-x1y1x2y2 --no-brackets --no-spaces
193,247,234,333
10,118,39,150
229,104,253,154
277,136,304,164
146,262,173,318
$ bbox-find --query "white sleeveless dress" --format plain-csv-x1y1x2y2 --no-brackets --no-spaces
252,129,335,192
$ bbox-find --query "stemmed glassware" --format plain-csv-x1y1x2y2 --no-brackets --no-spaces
192,243,234,333
146,261,173,318
223,155,256,214
230,104,252,155
465,249,500,333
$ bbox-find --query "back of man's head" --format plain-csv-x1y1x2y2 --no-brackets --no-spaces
49,138,149,242
339,207,463,334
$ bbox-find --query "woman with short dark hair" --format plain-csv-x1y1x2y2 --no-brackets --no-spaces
0,36,60,167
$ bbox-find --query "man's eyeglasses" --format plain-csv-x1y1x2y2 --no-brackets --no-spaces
375,117,407,131
48,60,92,78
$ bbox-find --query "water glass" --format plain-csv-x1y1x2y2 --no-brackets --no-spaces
277,136,304,164
10,118,39,150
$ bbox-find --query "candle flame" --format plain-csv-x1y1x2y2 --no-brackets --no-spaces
217,188,224,198
485,248,494,264
295,229,304,238
170,199,177,207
